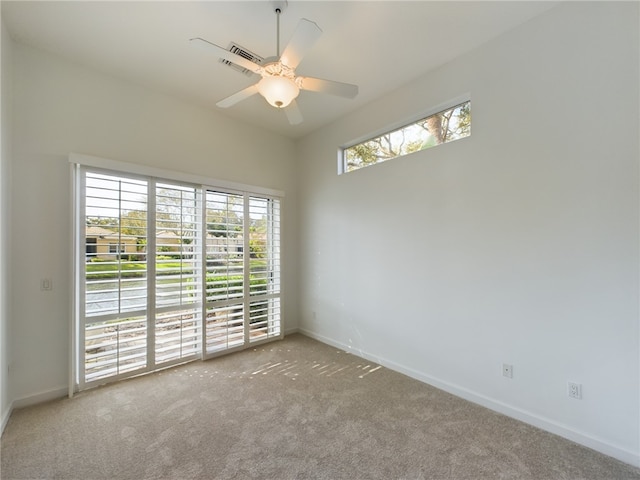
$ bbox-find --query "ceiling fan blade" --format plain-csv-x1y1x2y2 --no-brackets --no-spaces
298,77,359,98
190,37,261,74
216,84,259,108
279,19,322,69
284,99,303,125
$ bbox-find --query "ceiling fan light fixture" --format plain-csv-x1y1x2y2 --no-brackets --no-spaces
191,3,357,124
257,75,300,108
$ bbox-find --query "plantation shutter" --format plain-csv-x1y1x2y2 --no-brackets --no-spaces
204,190,246,353
248,196,281,342
75,161,283,389
154,182,202,365
83,171,149,383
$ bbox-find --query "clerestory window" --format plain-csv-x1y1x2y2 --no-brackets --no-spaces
341,99,471,174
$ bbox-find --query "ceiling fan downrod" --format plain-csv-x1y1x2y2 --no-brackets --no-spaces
271,0,287,57
276,7,281,57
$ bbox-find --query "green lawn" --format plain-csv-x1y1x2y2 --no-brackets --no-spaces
86,261,188,279
86,259,268,280
86,261,146,279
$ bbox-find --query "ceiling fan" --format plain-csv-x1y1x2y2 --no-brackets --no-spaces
190,1,358,125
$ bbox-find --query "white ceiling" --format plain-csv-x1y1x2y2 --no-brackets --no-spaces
1,1,558,139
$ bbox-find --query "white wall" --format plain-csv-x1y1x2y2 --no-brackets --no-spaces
296,2,639,466
9,42,298,403
0,14,14,429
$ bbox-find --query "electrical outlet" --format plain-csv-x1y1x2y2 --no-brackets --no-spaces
502,363,513,378
40,278,53,291
568,382,582,399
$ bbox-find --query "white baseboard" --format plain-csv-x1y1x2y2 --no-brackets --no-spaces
2,387,70,435
284,326,299,336
11,387,68,410
1,401,13,434
298,328,640,468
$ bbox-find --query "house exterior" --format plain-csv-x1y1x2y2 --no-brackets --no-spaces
85,226,138,260
156,230,182,253
86,227,208,259
206,234,243,257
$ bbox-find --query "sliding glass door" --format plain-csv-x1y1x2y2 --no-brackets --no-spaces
153,182,201,365
82,171,150,383
76,167,281,389
204,192,281,356
204,190,246,353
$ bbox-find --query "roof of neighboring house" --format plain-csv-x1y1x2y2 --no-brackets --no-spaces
156,230,180,238
86,226,136,239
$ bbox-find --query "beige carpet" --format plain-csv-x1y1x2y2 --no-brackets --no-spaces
2,334,639,480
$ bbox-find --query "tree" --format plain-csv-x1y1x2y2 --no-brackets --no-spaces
417,102,471,146
207,194,243,238
86,216,116,228
345,142,380,170
249,217,267,259
207,212,242,238
345,101,471,172
120,210,147,236
345,131,411,171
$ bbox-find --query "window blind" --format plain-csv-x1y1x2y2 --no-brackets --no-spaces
75,165,282,389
